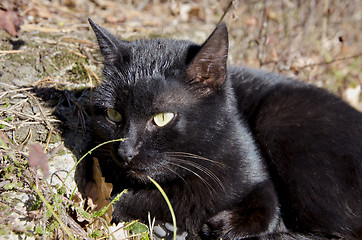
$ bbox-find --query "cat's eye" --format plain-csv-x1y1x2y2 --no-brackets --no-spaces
153,112,175,127
106,108,122,123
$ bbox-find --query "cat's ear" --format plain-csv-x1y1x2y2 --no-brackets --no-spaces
88,18,131,66
186,23,228,96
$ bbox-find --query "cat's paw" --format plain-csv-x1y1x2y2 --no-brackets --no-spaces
199,210,234,239
151,221,188,240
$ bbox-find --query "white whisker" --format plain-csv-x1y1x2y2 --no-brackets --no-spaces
170,157,226,192
168,160,215,194
165,151,229,168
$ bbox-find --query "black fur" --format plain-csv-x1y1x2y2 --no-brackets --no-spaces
78,19,362,239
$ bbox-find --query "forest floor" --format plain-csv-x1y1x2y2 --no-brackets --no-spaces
0,0,361,239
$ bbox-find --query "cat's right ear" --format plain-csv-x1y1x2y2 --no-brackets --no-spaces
88,18,131,66
186,23,228,97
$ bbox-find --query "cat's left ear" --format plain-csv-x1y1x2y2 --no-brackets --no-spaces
186,23,228,96
88,18,131,67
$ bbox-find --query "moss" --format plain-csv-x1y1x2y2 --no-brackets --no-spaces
49,132,62,144
56,148,67,156
0,228,9,236
68,61,89,83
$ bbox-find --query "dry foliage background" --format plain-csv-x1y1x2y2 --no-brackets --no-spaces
0,0,361,239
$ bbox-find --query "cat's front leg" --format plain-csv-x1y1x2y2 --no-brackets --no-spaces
200,182,280,239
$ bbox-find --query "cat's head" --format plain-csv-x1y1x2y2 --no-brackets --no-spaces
89,19,235,185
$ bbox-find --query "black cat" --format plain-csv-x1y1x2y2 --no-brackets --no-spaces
78,19,362,239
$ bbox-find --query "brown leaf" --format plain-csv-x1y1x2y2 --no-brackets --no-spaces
179,3,205,22
28,143,50,179
0,132,11,146
24,1,52,19
267,9,279,22
245,17,257,26
105,15,126,24
85,158,113,224
0,9,23,37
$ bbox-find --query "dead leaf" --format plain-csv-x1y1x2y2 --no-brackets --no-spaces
245,17,257,26
0,9,23,37
0,132,11,146
179,3,205,22
28,143,50,179
267,9,279,22
63,0,76,8
25,1,52,19
105,15,127,24
85,157,113,224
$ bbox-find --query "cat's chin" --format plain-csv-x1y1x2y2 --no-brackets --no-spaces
125,166,171,184
125,169,149,183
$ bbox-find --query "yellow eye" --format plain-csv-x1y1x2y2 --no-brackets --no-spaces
107,108,122,122
153,112,175,127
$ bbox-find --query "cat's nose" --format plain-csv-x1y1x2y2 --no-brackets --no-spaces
118,146,139,164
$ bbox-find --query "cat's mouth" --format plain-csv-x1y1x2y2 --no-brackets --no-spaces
109,150,167,183
110,151,148,175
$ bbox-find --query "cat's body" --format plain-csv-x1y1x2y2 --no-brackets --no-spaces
78,19,362,239
232,67,362,238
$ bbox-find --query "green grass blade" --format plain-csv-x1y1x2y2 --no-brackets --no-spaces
92,189,128,218
33,186,75,240
148,176,177,240
62,138,125,188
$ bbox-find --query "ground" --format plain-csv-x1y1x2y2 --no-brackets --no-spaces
0,0,361,239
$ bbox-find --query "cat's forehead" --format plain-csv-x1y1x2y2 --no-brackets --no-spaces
130,38,192,67
128,75,197,113
96,37,203,115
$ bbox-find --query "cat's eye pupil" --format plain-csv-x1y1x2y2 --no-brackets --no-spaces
153,112,175,127
107,108,122,123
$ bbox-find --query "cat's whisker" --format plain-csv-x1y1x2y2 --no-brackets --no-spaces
159,165,188,186
167,160,216,194
170,157,226,192
165,152,229,168
165,151,227,191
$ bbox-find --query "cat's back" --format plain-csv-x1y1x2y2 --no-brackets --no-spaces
230,66,362,238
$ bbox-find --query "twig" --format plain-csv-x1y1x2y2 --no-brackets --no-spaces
19,128,32,147
67,48,87,58
261,53,362,70
0,109,51,123
257,0,269,67
61,37,97,46
7,98,29,111
0,50,24,54
298,53,362,69
45,127,53,151
0,120,15,129
118,232,148,240
83,63,101,85
0,86,33,94
83,62,94,88
26,92,54,131
0,200,26,216
59,207,91,239
39,52,52,78
218,0,233,24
